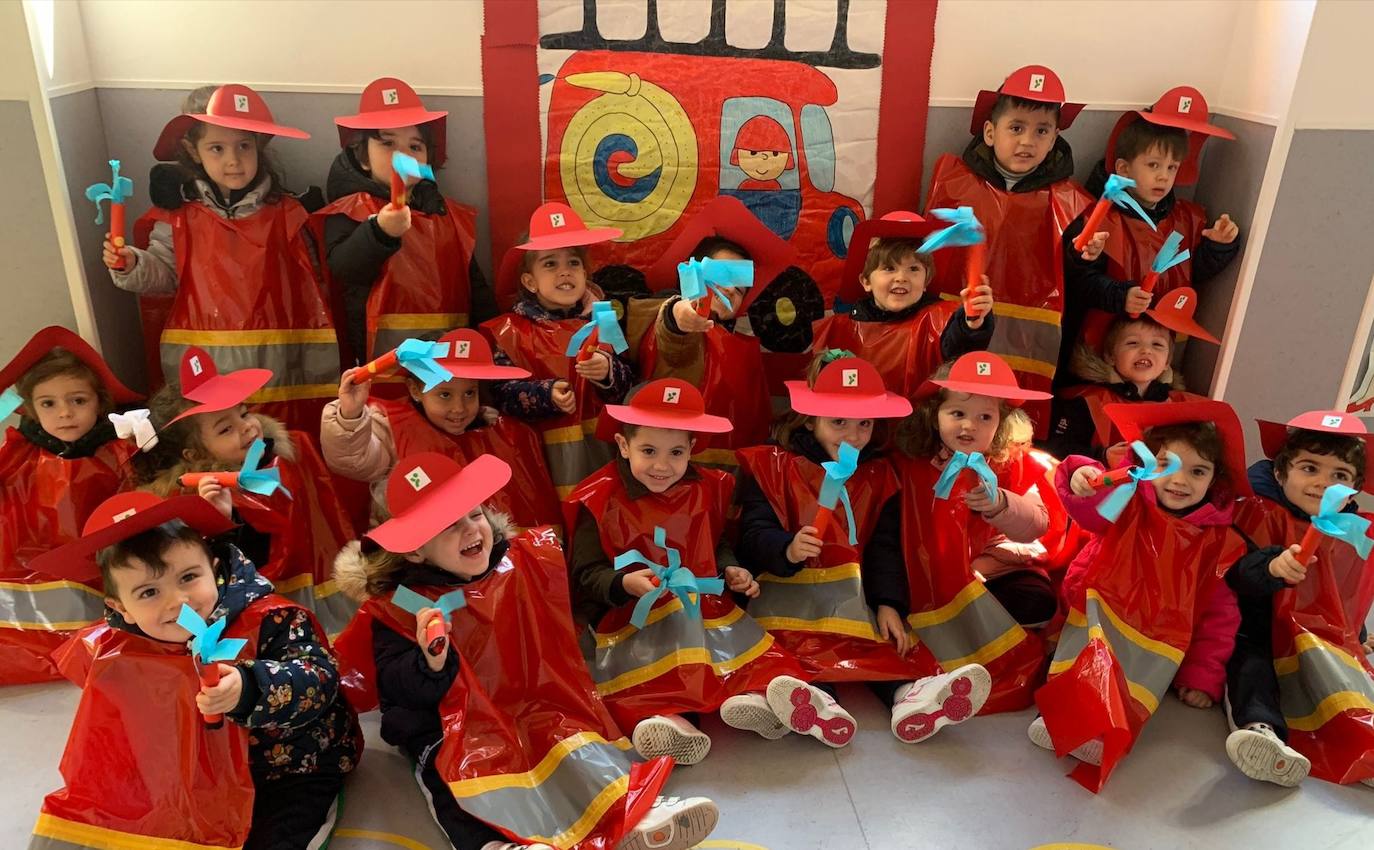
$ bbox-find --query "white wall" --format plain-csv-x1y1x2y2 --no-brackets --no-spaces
25,0,95,94
1288,0,1374,128
1216,0,1315,124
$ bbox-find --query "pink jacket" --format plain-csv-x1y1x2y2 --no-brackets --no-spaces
970,479,1051,581
1055,455,1240,702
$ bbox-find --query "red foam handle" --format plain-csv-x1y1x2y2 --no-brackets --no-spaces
964,241,987,318
390,170,407,209
1128,271,1161,319
576,328,599,363
180,471,239,489
1296,525,1322,565
198,661,224,729
811,505,834,539
1073,199,1112,253
423,614,447,657
109,202,127,270
695,296,714,319
363,350,400,378
1090,470,1125,491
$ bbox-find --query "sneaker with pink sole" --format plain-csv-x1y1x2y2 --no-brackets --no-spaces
890,663,991,743
763,676,857,747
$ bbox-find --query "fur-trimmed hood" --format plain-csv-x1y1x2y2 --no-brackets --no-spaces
1070,342,1186,391
143,414,296,497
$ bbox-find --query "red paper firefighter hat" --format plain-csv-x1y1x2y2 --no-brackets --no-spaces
603,379,732,434
1105,400,1253,497
1105,86,1235,187
27,492,235,584
168,347,272,424
971,65,1084,134
335,77,449,167
916,352,1053,404
786,356,913,419
367,453,512,553
729,115,795,165
0,326,141,406
154,84,309,161
836,211,941,304
433,329,530,381
1257,410,1374,494
645,196,798,310
1145,287,1220,344
518,202,622,251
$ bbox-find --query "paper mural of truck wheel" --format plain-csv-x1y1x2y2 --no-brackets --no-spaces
747,266,826,353
559,71,699,242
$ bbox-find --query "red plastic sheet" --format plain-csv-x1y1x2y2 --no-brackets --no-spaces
810,301,957,401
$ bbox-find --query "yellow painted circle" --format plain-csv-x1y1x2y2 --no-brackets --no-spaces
610,298,625,320
775,296,797,327
1028,844,1116,850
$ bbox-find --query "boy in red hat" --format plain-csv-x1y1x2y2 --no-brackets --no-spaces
332,452,718,850
730,116,794,191
1060,86,1240,379
1224,411,1374,788
321,329,560,531
923,65,1102,432
29,491,361,850
0,327,142,684
1046,288,1216,459
317,77,492,369
1033,400,1248,791
565,379,855,764
811,211,995,399
481,203,637,498
101,84,339,433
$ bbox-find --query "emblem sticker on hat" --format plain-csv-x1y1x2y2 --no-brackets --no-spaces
842,368,859,387
1174,293,1189,309
406,466,433,491
234,94,250,113
454,340,471,359
663,387,681,404
1029,73,1046,92
1322,414,1345,428
976,360,992,376
112,507,139,523
1178,95,1193,113
382,88,399,105
550,211,566,228
189,355,204,376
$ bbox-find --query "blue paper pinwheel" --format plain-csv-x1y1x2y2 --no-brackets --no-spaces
565,301,629,358
1150,231,1191,277
1095,441,1181,522
84,159,134,226
934,451,999,504
816,441,861,545
1101,174,1157,230
677,257,755,315
177,603,247,726
919,207,986,253
393,584,467,656
181,438,292,499
395,338,455,392
614,527,725,629
0,386,23,421
1299,484,1373,560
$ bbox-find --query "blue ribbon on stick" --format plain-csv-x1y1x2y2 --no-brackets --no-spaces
565,301,629,357
1308,485,1374,558
677,257,755,313
614,527,724,629
1101,174,1157,231
84,159,134,225
177,604,247,666
818,442,860,545
918,207,986,253
933,451,999,503
395,339,454,392
1096,441,1181,522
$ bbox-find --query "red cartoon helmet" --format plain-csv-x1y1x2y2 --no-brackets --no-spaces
729,116,795,167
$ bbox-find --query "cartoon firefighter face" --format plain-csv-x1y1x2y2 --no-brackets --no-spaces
730,115,794,186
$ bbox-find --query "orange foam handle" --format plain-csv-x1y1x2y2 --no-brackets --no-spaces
364,350,399,377
1296,525,1322,565
695,296,713,319
390,170,407,208
811,505,834,539
109,202,127,270
198,661,224,728
1090,470,1124,491
964,241,986,318
577,328,599,363
1128,271,1161,319
1074,199,1112,253
180,471,239,489
423,614,447,657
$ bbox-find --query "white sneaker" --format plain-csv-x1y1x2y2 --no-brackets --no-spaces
1226,723,1310,787
1361,778,1374,789
632,715,711,766
1027,714,1103,766
764,676,856,747
618,795,719,850
720,692,789,740
890,664,991,744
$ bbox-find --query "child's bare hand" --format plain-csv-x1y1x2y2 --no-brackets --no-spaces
1124,286,1153,315
337,368,372,419
197,477,233,518
960,279,994,329
723,565,759,599
480,405,500,425
102,237,136,271
376,204,412,239
1268,544,1309,584
195,664,243,716
786,526,823,564
876,604,910,655
551,380,576,414
1080,231,1109,261
963,485,1004,514
1069,466,1101,497
414,606,448,672
573,350,611,384
1364,633,1374,656
1202,214,1239,245
671,298,713,334
621,568,659,599
1176,686,1214,709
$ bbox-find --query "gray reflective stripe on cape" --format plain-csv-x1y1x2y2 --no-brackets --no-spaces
1278,639,1374,730
591,602,770,691
908,583,1024,668
751,567,880,640
0,583,104,630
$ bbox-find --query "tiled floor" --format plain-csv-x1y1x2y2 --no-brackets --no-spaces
3,680,1370,850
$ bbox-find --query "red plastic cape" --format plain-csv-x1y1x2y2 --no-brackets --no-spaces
894,450,1063,712
923,155,1094,434
30,597,298,850
1057,384,1207,452
133,199,340,433
562,463,805,729
736,446,941,682
637,323,772,468
378,397,562,532
1035,492,1243,791
312,192,478,367
480,312,616,497
810,302,957,402
1233,497,1374,785
0,431,134,684
335,530,670,849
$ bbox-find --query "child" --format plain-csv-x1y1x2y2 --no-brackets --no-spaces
923,65,1103,433
29,491,361,850
0,327,141,684
332,452,718,850
1061,85,1240,373
1047,288,1216,459
321,328,560,531
102,84,339,433
1225,410,1374,788
1032,400,1248,791
811,211,995,399
736,351,993,742
893,352,1062,712
565,378,853,763
480,203,636,497
136,347,358,634
318,77,493,369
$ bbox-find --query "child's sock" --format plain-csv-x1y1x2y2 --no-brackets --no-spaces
620,795,720,850
631,714,712,765
764,676,856,747
1225,722,1310,787
719,692,789,739
1027,714,1103,766
890,663,991,744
